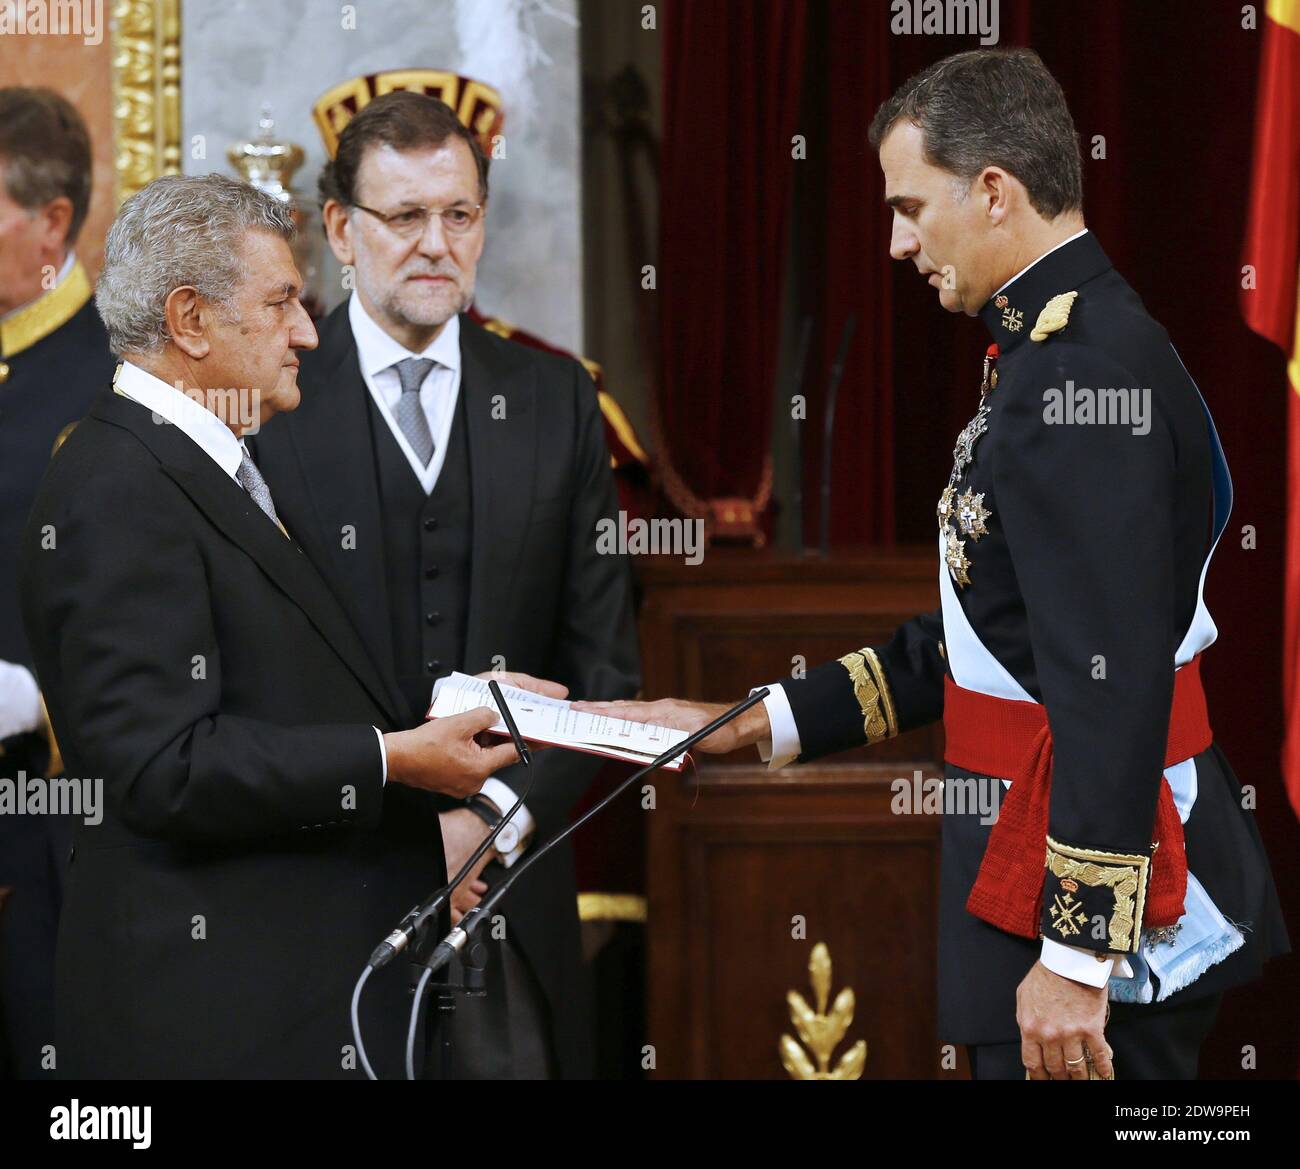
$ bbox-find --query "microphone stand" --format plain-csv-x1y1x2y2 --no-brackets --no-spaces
353,687,770,1080
415,689,770,982
351,685,540,1081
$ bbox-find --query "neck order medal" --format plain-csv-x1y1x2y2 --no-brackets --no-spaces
938,344,998,588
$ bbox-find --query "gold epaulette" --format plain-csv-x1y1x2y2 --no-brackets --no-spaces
1030,290,1078,342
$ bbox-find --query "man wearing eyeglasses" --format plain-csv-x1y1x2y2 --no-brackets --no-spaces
249,91,639,1080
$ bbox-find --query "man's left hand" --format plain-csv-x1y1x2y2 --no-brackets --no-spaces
1017,960,1114,1080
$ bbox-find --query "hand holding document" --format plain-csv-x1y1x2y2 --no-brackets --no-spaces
571,695,772,756
429,672,692,771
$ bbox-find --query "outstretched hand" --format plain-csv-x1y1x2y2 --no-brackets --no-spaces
570,696,771,755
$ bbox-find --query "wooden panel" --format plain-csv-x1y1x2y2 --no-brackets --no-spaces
672,769,938,1079
638,549,954,1079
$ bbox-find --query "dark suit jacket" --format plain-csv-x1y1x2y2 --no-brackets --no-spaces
20,389,448,1078
250,306,641,1078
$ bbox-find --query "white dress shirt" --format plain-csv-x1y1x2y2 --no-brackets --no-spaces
349,292,461,494
113,361,390,781
750,228,1136,988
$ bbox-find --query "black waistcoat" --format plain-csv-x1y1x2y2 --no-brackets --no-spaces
366,386,473,727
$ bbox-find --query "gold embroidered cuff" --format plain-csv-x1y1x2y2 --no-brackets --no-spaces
1043,836,1151,954
836,647,898,745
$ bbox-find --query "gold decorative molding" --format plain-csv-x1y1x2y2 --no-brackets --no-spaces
780,942,866,1080
576,893,646,923
111,0,182,205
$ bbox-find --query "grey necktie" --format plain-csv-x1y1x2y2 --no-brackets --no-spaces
237,451,282,527
391,357,437,467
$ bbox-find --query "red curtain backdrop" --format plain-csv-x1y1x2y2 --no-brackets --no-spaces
656,0,1298,1075
797,0,898,545
656,0,806,513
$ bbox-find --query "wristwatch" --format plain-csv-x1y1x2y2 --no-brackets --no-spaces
465,793,521,860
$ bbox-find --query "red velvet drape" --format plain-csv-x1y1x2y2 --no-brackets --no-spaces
656,0,806,513
797,0,897,545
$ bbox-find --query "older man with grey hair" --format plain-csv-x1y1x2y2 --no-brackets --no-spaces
18,173,563,1078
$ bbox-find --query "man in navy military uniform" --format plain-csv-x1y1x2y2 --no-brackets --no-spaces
0,88,114,1079
578,48,1288,1080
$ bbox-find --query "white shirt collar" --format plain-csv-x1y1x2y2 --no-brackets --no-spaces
993,227,1089,296
113,360,246,480
0,249,77,323
348,291,461,380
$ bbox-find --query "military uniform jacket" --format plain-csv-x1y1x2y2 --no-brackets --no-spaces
777,232,1288,1042
0,262,113,789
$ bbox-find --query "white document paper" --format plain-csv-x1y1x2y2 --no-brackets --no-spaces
427,672,690,771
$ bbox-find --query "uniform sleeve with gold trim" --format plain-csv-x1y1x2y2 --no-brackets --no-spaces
775,609,946,763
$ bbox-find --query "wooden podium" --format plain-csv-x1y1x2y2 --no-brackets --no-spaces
636,548,949,1079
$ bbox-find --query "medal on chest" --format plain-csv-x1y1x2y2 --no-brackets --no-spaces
937,344,997,588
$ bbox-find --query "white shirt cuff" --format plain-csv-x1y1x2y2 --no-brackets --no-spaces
1039,937,1134,986
0,661,42,740
373,727,388,786
753,683,801,770
478,777,536,846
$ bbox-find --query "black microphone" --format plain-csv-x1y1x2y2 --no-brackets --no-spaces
417,688,770,978
367,685,535,972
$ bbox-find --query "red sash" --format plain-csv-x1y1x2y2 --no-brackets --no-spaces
944,656,1212,939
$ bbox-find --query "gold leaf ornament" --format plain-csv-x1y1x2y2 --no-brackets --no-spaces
780,942,867,1080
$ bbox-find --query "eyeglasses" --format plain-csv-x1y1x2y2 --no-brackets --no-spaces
351,201,485,239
